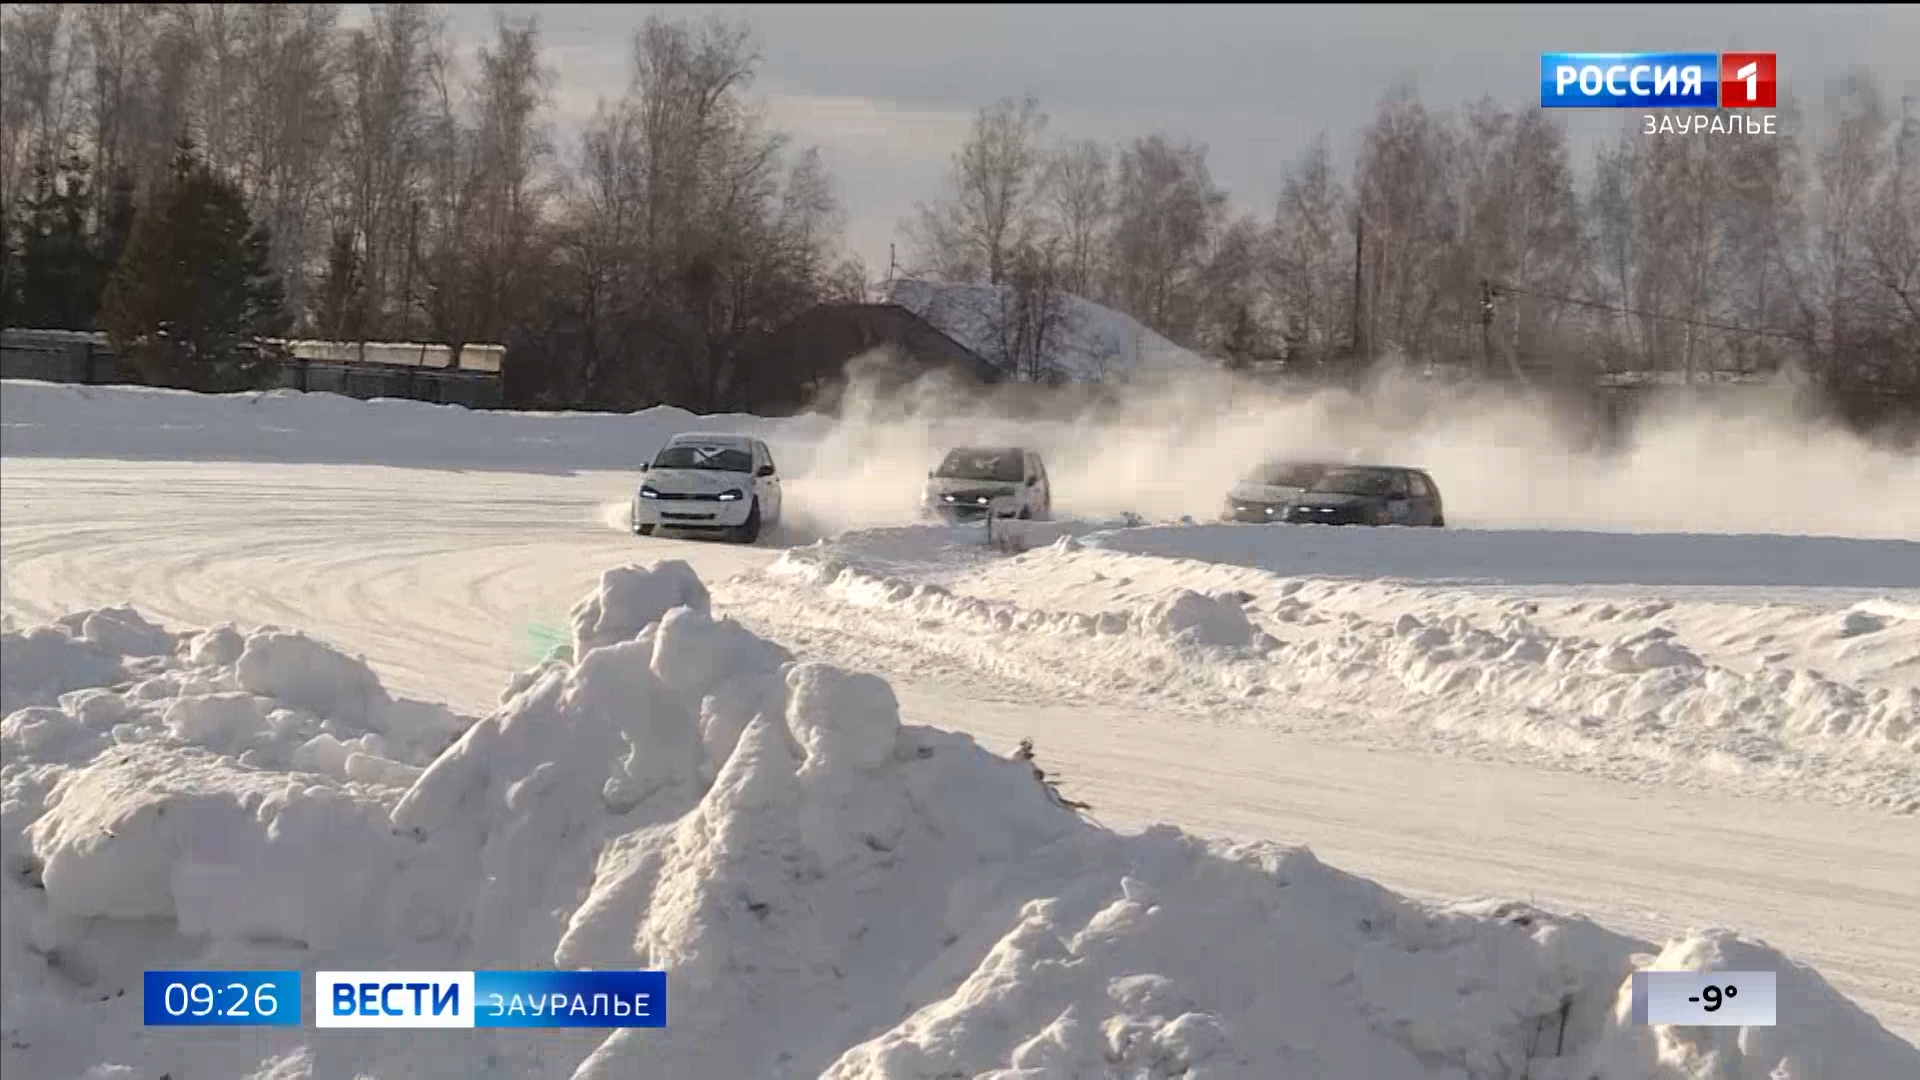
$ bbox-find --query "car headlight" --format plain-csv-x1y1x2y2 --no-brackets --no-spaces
639,486,660,499
941,494,956,503
717,488,744,502
975,496,989,505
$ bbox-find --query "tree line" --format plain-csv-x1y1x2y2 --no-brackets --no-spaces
3,4,1915,417
908,81,1919,415
0,4,860,409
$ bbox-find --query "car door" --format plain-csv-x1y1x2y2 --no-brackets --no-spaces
1420,472,1444,525
1385,470,1414,525
1028,453,1050,517
1409,471,1441,525
755,440,782,522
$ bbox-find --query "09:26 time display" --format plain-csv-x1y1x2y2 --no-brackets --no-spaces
142,970,302,1027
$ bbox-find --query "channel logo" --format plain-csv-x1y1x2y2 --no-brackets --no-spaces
1719,52,1776,108
1540,52,1776,109
314,970,666,1029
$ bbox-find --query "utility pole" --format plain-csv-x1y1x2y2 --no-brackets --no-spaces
402,199,418,341
1349,209,1365,362
1479,279,1495,382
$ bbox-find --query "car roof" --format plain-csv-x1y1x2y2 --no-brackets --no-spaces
664,432,753,446
946,445,1031,455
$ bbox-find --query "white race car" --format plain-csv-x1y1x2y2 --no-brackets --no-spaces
920,446,1052,523
631,433,783,543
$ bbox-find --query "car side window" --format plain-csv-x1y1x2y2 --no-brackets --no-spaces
1408,473,1429,498
758,441,777,475
1389,472,1410,498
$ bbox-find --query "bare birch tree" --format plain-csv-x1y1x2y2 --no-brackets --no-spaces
1107,133,1224,343
1352,87,1456,363
1270,134,1350,368
908,94,1047,285
1041,137,1110,298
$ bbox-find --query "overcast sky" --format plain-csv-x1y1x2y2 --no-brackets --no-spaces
416,3,1920,276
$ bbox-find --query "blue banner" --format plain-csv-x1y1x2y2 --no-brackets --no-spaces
1540,52,1720,108
143,970,302,1027
473,970,666,1028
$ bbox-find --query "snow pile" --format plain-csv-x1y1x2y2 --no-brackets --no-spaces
6,562,1914,1078
773,532,1265,655
767,527,1920,812
887,278,1215,383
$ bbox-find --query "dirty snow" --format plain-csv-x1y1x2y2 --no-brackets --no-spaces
5,564,1914,1080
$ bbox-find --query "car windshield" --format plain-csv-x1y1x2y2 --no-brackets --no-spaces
1249,462,1328,488
936,448,1024,483
653,444,753,472
1310,467,1396,496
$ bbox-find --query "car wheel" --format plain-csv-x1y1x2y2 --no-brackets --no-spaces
636,524,654,536
732,500,762,544
1018,506,1031,520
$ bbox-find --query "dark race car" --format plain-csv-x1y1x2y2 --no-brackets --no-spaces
1223,460,1336,523
1282,465,1446,527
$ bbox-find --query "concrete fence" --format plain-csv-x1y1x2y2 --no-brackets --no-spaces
1,328,504,409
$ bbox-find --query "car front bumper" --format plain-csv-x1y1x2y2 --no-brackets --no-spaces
1226,502,1289,523
935,506,990,523
1283,506,1380,526
633,494,754,529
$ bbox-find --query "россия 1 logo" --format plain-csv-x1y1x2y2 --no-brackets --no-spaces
1718,52,1776,108
1540,52,1776,108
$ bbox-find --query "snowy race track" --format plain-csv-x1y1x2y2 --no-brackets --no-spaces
4,448,1918,1047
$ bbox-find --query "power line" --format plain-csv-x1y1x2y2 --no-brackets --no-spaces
1485,279,1812,345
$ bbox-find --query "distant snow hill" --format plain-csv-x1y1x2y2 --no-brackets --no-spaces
885,278,1217,384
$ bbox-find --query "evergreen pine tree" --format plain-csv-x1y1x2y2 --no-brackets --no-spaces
314,228,365,341
97,167,138,284
14,144,104,330
101,144,289,389
0,205,20,328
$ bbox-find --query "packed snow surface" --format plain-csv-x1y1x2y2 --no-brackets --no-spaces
5,564,1915,1080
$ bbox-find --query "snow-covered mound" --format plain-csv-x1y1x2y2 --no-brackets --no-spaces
770,526,1920,812
0,379,828,471
1084,521,1920,590
4,563,1914,1079
887,278,1216,383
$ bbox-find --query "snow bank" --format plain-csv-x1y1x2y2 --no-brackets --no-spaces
771,526,1920,812
0,379,827,472
773,529,1266,654
6,563,1913,1078
887,279,1215,384
1084,522,1920,590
